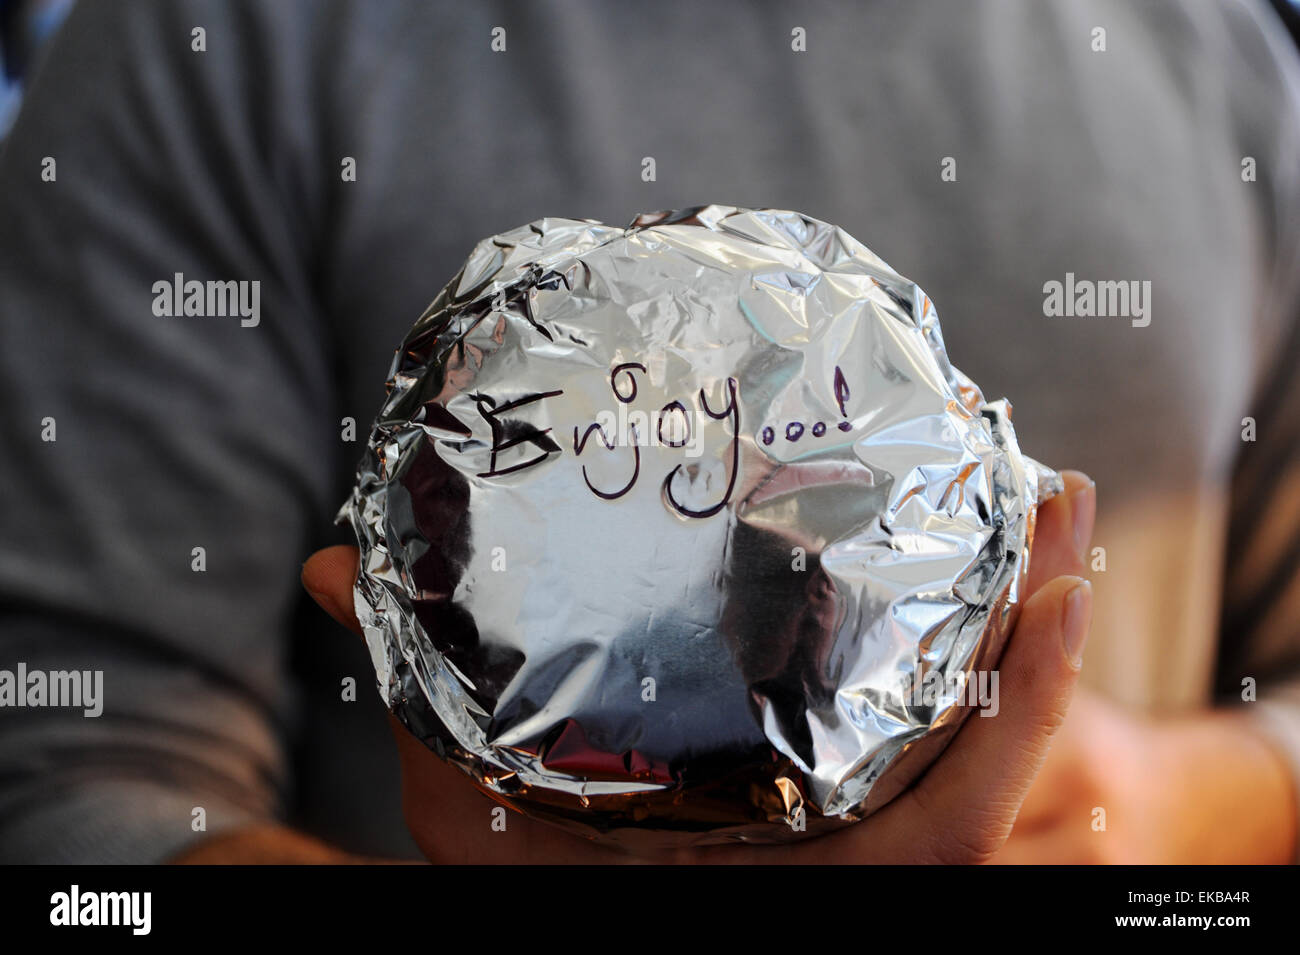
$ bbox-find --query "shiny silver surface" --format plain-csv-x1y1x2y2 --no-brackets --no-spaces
339,205,1060,846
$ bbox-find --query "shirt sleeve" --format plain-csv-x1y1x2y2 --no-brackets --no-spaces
1211,0,1300,861
0,0,339,861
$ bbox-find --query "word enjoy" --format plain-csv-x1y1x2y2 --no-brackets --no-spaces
466,364,855,518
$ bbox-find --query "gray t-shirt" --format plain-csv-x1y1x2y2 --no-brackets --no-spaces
2,0,1298,861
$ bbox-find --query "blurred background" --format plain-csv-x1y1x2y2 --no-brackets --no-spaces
1,0,1299,864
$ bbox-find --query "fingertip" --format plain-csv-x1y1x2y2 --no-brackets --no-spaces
301,545,364,636
302,544,359,587
1063,476,1096,566
1003,574,1090,693
1060,577,1093,670
1027,484,1092,593
1059,470,1095,494
301,548,328,594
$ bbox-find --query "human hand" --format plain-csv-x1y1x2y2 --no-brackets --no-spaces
302,471,1096,863
993,685,1298,864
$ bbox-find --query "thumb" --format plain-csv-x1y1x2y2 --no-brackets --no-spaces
302,545,364,636
881,574,1093,863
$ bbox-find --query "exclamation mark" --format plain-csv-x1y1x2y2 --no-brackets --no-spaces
834,366,852,432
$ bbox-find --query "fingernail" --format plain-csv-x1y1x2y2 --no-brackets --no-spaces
1061,579,1092,669
1069,481,1096,565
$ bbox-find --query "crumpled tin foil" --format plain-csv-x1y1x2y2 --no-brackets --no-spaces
339,205,1061,849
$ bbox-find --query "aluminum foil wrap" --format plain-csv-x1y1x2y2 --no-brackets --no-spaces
339,204,1061,848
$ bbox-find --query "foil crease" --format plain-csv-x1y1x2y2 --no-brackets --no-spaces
339,205,1061,848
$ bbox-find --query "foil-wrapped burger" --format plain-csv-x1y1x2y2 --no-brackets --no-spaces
339,204,1060,848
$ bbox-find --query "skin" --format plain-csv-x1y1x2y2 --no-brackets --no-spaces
175,469,1294,863
988,481,1297,865
993,688,1297,864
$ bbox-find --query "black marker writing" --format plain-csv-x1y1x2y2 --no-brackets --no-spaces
834,365,852,431
472,389,563,478
662,377,740,519
574,419,641,499
763,366,854,446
